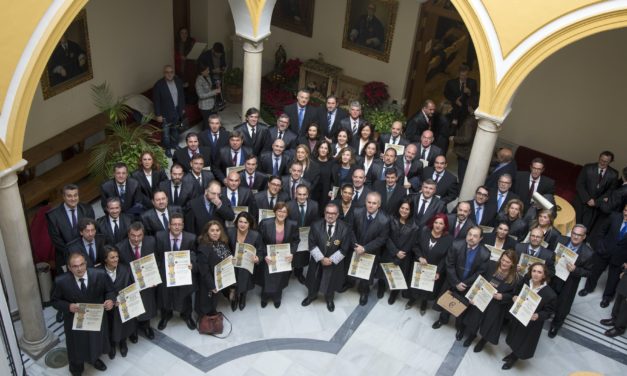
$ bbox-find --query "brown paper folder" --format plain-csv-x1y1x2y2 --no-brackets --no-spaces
437,290,467,317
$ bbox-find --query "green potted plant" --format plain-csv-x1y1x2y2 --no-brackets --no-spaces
364,104,405,138
223,67,243,103
88,82,168,182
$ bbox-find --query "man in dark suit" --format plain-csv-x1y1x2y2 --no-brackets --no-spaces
351,168,371,208
488,173,519,214
266,113,298,152
47,184,95,273
241,155,268,193
369,147,402,184
580,204,627,307
378,121,409,155
443,64,478,125
514,227,556,275
66,218,106,267
213,131,251,184
172,132,212,174
396,144,422,192
374,168,407,215
432,226,489,339
319,95,348,142
485,147,517,189
281,162,311,201
413,179,446,227
198,114,230,162
116,222,158,340
422,155,459,205
251,176,289,221
514,158,556,213
417,130,443,167
284,89,317,136
153,65,185,157
448,201,476,240
302,203,351,312
548,225,594,338
351,192,390,305
467,186,497,227
259,139,290,177
339,101,365,139
51,252,115,375
158,163,195,209
185,180,235,235
575,151,618,230
140,190,183,236
600,272,627,337
182,154,216,197
155,213,197,330
234,107,270,156
288,184,320,283
96,197,132,246
405,99,436,143
223,170,254,208
100,163,148,216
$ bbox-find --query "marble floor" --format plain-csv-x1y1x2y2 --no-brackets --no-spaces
20,103,627,375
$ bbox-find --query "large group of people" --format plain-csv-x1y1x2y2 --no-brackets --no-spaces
48,75,627,374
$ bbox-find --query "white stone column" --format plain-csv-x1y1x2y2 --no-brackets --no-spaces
241,39,264,120
459,111,505,200
0,160,57,359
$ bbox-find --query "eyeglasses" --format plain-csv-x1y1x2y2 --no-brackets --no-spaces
571,232,585,237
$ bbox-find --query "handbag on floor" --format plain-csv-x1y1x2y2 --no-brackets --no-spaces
197,312,232,338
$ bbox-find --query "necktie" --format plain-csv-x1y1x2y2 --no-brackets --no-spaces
352,121,358,134
434,172,441,183
427,117,432,129
231,191,237,206
619,222,627,240
299,205,306,227
528,247,535,256
88,243,95,263
454,222,462,238
476,206,483,224
113,219,119,239
497,193,505,211
162,212,169,229
421,148,427,160
529,179,537,197
327,112,333,129
70,208,77,229
251,126,256,140
173,185,180,205
273,157,280,176
212,133,218,144
248,175,254,188
365,214,374,231
232,151,239,165
405,161,411,176
392,136,397,144
269,196,275,208
118,185,126,204
298,107,305,129
353,190,360,203
418,199,426,216
381,166,387,180
278,131,283,140
327,224,333,237
387,187,394,202
134,246,141,260
292,180,298,198
172,238,179,251
599,169,605,183
79,278,86,293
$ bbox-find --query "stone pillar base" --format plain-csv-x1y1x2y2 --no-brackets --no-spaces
19,328,58,360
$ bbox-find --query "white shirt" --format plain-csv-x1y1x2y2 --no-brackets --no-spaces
156,209,169,227
105,267,117,282
418,194,432,211
75,273,88,290
109,216,120,233
529,281,547,294
65,204,77,225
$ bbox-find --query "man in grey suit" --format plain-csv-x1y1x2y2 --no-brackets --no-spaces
339,101,365,139
266,113,298,152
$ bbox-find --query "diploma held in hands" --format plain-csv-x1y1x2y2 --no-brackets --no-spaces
130,254,162,290
226,166,245,176
72,303,104,331
485,244,504,262
227,206,249,227
234,243,256,274
554,243,579,281
297,227,310,252
348,253,375,280
381,263,407,290
214,256,237,291
259,209,275,221
510,284,542,326
411,262,437,291
165,251,192,287
518,253,545,275
268,244,292,274
465,275,497,312
384,143,404,156
117,283,145,323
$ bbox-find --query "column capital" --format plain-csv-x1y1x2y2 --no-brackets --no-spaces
0,159,26,181
241,37,265,52
229,0,277,42
474,109,507,133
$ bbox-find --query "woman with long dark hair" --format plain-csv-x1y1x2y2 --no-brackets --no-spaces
312,141,333,214
132,151,169,201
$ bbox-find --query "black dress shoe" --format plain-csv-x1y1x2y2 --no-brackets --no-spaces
157,317,169,330
297,274,306,284
501,359,516,370
455,329,464,341
129,332,138,343
419,300,427,316
600,297,611,308
578,289,589,297
326,300,335,312
231,298,238,312
301,296,317,306
462,335,475,347
502,353,515,362
432,320,443,329
92,359,107,371
359,293,368,306
261,299,268,308
377,283,385,299
144,326,155,340
56,311,63,323
274,300,281,308
108,345,116,360
604,327,626,337
548,326,558,338
405,299,416,310
600,318,615,326
388,291,398,305
119,341,128,357
473,338,487,353
239,294,247,311
185,316,196,330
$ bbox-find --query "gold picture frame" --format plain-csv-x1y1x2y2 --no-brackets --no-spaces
297,59,343,102
41,9,93,99
272,0,316,38
335,75,366,106
342,0,398,62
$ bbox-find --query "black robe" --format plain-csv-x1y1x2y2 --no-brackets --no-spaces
100,263,136,342
116,236,158,322
227,228,265,294
195,241,231,315
155,231,197,313
305,219,352,295
258,218,299,294
384,218,420,287
51,268,116,364
312,159,333,215
411,229,453,301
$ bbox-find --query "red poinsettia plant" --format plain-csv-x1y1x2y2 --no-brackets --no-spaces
362,81,390,108
282,58,302,80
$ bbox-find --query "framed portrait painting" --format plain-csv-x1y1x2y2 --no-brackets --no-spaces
272,0,316,37
342,0,398,62
41,9,93,99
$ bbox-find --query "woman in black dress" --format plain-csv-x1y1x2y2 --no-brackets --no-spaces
294,144,321,191
296,124,321,154
258,202,299,308
331,147,356,189
313,141,333,215
503,262,557,370
384,199,419,305
100,245,135,359
493,199,528,241
331,129,353,158
482,222,517,250
525,209,561,250
227,212,263,310
357,141,380,186
132,151,169,203
196,221,236,314
331,184,356,226
408,213,453,314
350,122,375,156
462,249,519,352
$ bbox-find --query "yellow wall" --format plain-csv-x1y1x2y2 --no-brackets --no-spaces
24,0,173,149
